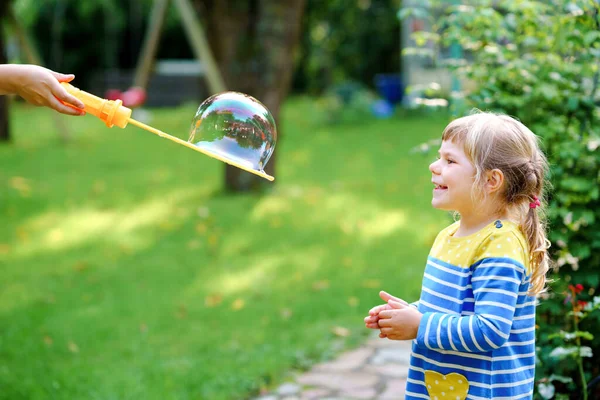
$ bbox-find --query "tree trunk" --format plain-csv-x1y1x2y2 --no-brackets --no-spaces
196,0,306,191
0,1,10,142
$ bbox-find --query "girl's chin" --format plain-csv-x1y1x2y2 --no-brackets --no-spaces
431,200,453,211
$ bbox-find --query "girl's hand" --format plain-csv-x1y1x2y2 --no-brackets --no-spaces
13,65,85,115
378,290,409,306
364,303,392,329
377,300,423,340
364,291,410,335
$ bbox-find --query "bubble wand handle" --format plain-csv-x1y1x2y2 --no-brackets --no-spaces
60,83,132,128
59,82,274,181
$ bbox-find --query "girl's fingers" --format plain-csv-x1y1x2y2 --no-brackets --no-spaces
369,304,391,316
379,291,408,305
388,300,407,309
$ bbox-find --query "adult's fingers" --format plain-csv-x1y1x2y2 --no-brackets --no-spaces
48,96,85,116
50,81,85,110
50,70,75,83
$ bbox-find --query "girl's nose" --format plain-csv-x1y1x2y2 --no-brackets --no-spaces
429,159,440,174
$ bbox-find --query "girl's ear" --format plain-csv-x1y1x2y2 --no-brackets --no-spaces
486,169,504,194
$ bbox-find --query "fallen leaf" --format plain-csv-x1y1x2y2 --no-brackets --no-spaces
73,261,88,272
231,298,245,311
92,180,106,194
187,239,201,250
205,293,223,307
196,223,207,234
9,176,31,197
280,308,292,320
312,280,330,291
362,279,381,289
0,244,10,255
68,341,79,353
348,296,359,307
385,183,399,193
43,336,53,346
139,323,148,333
176,305,187,319
16,227,29,242
208,234,219,247
269,217,282,228
332,326,350,337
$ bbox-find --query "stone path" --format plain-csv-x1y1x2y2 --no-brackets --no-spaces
254,334,411,400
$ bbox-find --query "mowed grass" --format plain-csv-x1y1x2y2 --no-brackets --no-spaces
0,98,450,399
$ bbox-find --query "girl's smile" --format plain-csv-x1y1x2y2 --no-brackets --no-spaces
429,140,476,216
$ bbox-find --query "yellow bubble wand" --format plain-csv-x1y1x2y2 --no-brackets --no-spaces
61,82,275,181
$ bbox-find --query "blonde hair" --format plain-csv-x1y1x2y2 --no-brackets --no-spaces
442,110,551,296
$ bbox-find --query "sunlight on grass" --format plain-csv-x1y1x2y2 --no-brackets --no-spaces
359,210,407,239
207,255,283,295
11,188,199,258
0,100,450,399
252,189,415,243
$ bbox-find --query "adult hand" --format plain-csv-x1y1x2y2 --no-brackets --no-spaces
13,65,85,116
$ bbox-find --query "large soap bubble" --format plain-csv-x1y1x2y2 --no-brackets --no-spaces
188,92,277,179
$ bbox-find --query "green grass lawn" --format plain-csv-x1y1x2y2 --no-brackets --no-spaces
0,98,450,399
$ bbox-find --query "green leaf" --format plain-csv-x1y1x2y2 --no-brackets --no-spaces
549,346,578,359
548,374,573,384
584,31,600,47
567,97,579,111
580,346,593,357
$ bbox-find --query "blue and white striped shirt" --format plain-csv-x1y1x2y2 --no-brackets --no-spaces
406,220,536,400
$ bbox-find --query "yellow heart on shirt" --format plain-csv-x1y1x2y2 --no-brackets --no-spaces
424,370,469,400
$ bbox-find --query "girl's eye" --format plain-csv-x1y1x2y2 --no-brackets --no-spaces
447,159,455,164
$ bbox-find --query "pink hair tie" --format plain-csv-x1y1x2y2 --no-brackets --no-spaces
530,195,541,209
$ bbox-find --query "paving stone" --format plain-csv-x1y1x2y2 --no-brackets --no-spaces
379,378,407,399
314,347,374,372
300,388,332,399
297,371,379,391
366,337,403,349
364,364,409,378
278,383,301,396
339,387,378,399
371,347,411,366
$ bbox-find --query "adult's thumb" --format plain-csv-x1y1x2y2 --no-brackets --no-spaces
52,72,75,83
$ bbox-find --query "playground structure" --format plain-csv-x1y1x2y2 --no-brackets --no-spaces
104,0,226,108
4,0,227,133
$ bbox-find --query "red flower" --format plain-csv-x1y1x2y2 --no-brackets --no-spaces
578,300,588,309
575,284,584,293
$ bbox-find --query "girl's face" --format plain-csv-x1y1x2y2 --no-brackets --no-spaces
429,140,477,215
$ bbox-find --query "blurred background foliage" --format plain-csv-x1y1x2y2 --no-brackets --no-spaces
10,0,402,94
402,1,600,398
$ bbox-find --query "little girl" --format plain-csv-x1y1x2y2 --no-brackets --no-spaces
364,112,550,400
